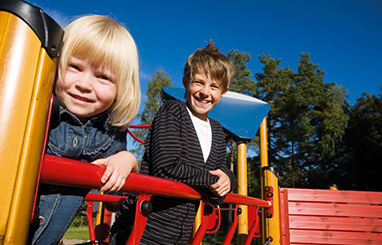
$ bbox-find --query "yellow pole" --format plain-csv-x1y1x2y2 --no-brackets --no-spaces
193,201,203,244
0,3,62,244
259,118,269,169
259,117,280,244
95,192,104,225
237,142,248,244
259,117,268,243
263,168,280,244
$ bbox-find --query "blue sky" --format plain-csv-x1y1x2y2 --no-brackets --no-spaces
30,0,381,107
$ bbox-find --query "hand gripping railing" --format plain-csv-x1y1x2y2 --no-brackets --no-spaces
40,154,272,244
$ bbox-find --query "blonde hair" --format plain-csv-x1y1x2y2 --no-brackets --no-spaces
58,15,140,129
183,41,233,93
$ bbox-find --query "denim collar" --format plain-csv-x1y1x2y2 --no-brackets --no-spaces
58,105,111,131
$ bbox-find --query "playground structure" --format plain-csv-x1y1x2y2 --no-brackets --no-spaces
1,1,381,244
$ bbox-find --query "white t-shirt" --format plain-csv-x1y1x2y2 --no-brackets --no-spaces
187,107,212,163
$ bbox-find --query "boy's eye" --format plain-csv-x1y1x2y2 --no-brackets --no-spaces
210,83,220,90
192,80,203,85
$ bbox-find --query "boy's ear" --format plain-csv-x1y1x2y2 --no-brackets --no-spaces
182,77,188,88
221,87,229,96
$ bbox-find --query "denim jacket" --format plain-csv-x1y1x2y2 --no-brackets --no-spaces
29,105,127,245
47,105,127,161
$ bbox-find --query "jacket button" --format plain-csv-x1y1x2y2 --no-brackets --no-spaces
39,216,45,225
73,137,78,147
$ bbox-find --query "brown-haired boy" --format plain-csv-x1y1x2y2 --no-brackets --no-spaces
111,41,236,245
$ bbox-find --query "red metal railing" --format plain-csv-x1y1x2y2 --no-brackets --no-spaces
127,124,151,144
40,154,272,244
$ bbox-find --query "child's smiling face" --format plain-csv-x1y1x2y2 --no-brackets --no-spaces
55,56,117,122
183,72,224,121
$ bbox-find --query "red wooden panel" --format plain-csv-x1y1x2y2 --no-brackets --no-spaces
285,188,382,205
279,188,382,245
289,215,382,233
279,188,291,245
290,230,382,245
288,202,382,218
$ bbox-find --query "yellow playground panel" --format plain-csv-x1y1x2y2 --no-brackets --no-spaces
0,1,63,244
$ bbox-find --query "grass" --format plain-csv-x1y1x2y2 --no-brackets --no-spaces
64,226,90,240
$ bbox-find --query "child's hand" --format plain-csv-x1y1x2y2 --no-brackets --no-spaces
92,151,138,192
209,169,231,197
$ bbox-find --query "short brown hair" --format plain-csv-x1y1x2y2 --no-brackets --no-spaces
183,41,233,93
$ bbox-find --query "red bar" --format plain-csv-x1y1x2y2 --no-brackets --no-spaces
224,193,272,208
41,154,272,207
222,205,239,245
86,201,96,244
41,154,201,200
128,124,151,128
126,195,151,245
85,193,128,203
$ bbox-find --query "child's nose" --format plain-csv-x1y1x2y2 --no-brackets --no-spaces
75,74,93,92
200,86,210,95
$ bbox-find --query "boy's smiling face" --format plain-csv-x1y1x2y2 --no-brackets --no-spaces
55,56,117,122
183,72,224,121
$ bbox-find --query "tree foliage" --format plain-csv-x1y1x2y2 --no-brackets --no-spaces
254,53,349,188
131,68,172,158
338,91,382,191
227,50,255,95
139,68,172,125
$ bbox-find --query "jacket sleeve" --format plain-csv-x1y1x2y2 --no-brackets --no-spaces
204,122,237,205
144,101,219,189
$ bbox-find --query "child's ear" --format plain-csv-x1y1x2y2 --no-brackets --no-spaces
221,87,229,96
182,77,188,88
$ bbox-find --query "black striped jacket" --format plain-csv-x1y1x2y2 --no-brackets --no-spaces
113,99,236,245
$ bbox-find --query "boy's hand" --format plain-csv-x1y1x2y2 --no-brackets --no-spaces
92,151,138,192
209,169,231,197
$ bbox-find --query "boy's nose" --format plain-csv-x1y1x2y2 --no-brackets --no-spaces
200,86,210,96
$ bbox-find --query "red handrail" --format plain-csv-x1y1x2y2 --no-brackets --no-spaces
85,193,128,203
127,124,151,144
41,154,201,200
127,128,145,144
40,154,272,244
40,154,271,208
128,124,151,128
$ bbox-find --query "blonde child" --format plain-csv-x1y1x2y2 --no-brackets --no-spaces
28,15,140,245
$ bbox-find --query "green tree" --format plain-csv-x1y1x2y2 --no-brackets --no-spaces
339,91,382,191
130,68,172,158
139,68,172,125
255,53,349,188
226,49,260,193
227,50,255,95
254,54,296,186
291,53,349,187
